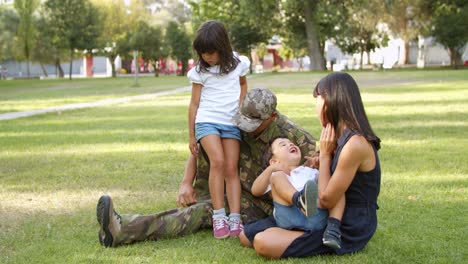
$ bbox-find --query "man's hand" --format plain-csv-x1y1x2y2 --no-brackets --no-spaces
177,182,197,207
304,151,320,169
189,137,199,156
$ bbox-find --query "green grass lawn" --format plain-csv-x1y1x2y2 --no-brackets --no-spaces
0,70,467,263
0,76,188,114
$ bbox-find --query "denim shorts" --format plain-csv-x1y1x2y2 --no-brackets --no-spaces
195,122,241,142
273,201,328,231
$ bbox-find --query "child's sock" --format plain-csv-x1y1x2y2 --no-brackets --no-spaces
228,213,241,221
212,208,226,219
292,191,301,207
327,217,341,229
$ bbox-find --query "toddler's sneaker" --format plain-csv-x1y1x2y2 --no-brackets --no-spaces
298,180,318,217
212,216,230,239
228,218,243,237
322,224,342,249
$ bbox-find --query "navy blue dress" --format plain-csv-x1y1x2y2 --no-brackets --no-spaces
243,129,381,257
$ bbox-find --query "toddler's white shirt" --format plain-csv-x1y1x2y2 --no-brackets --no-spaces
265,166,319,194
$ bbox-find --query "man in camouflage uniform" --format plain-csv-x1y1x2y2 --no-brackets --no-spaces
96,88,316,247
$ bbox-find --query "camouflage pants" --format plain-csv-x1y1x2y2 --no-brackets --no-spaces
112,194,272,246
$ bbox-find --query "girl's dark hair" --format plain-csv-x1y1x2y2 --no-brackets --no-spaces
193,20,239,74
313,72,381,150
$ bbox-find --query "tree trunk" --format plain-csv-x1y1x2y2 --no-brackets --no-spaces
303,0,325,71
360,50,364,69
26,60,30,78
40,63,48,77
69,49,73,80
55,58,64,78
403,40,410,65
152,61,159,77
109,54,116,78
448,47,462,69
181,60,188,76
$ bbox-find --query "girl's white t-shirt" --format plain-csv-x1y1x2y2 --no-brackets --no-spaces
187,55,250,126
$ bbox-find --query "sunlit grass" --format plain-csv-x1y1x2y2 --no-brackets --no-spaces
0,76,188,113
0,69,467,263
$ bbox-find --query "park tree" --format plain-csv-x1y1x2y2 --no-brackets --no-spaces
44,0,102,80
14,0,40,78
31,15,63,77
92,0,132,77
301,0,325,70
166,21,191,76
129,21,165,77
333,0,388,68
0,6,19,62
421,0,467,68
190,0,281,71
281,0,349,71
383,0,426,65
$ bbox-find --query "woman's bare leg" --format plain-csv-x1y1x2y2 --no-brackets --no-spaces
253,227,304,259
239,230,252,247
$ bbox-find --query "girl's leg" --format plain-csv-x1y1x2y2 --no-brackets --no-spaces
253,227,304,259
222,138,240,214
199,135,225,210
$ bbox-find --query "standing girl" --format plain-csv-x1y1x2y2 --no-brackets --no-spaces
187,20,250,239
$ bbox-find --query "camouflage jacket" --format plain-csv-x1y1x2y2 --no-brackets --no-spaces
193,113,316,216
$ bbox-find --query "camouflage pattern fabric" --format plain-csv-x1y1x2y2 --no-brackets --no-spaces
232,87,278,132
114,201,212,245
110,112,315,246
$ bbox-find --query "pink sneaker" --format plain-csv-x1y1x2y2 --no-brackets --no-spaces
229,218,243,237
213,216,230,239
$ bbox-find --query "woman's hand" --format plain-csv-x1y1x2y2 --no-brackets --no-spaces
320,123,337,158
189,137,199,156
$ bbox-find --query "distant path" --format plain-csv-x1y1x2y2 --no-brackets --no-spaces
0,74,435,121
0,86,191,121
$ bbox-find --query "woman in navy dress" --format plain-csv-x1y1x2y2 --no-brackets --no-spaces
239,72,381,258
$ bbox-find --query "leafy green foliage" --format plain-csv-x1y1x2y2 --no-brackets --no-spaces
430,1,468,67
333,0,388,66
43,0,102,79
13,0,40,77
0,6,19,61
166,21,191,76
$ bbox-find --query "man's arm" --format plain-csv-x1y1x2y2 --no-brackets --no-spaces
176,154,198,207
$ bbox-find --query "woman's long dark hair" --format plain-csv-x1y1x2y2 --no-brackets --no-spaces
313,72,381,150
193,20,239,75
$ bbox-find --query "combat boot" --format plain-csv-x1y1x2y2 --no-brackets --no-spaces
96,195,122,247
